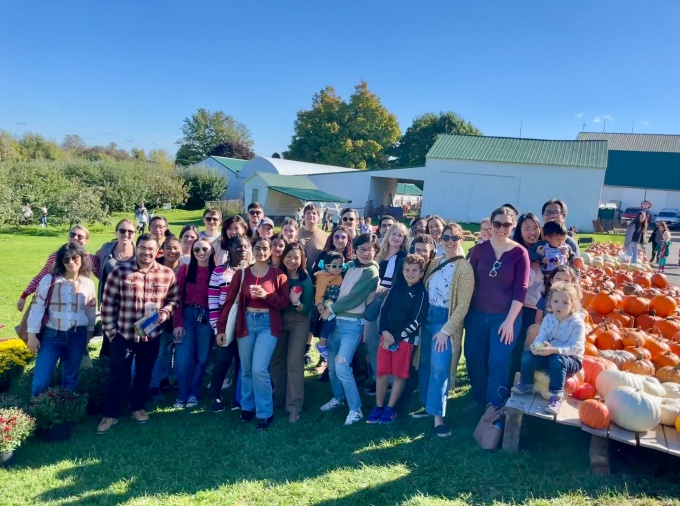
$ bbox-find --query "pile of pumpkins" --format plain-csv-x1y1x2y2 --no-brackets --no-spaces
534,242,680,433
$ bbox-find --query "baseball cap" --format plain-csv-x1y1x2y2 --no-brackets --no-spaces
258,217,275,228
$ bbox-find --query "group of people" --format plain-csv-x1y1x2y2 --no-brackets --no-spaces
627,211,674,272
17,197,593,439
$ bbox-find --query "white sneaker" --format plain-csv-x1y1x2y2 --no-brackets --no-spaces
173,400,185,409
320,398,344,411
186,396,199,408
344,409,363,425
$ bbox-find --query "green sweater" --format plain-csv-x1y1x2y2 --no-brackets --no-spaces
331,260,379,319
284,275,314,317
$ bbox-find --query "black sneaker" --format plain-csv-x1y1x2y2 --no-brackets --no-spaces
434,424,451,438
256,416,274,431
411,407,432,419
230,400,242,411
159,378,171,391
212,399,225,413
364,383,376,396
317,368,330,382
240,410,255,423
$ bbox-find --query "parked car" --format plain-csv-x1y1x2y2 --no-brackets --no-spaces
655,209,680,229
621,207,654,226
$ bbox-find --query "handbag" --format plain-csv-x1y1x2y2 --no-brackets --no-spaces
15,274,57,344
222,268,245,347
473,403,506,451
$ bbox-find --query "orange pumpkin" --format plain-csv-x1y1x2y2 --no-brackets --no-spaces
621,328,646,348
652,351,680,369
595,327,623,350
624,346,652,360
656,364,680,384
671,332,680,343
649,295,678,318
573,257,584,269
582,356,617,386
645,335,672,356
584,343,599,356
606,310,634,329
651,272,669,289
590,289,618,316
637,311,662,331
622,353,655,376
620,296,650,317
582,290,596,310
615,272,634,284
578,399,611,429
668,341,680,356
633,273,652,289
652,317,680,340
572,382,597,400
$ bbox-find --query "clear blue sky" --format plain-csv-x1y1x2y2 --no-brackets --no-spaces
1,1,678,160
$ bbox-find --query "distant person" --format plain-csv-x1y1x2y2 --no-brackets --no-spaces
295,208,303,227
361,217,373,235
200,208,222,244
624,211,647,264
21,204,33,225
331,209,340,229
39,205,48,228
97,233,178,434
246,202,264,239
376,216,396,245
322,208,329,231
656,230,672,273
649,221,668,263
135,204,148,234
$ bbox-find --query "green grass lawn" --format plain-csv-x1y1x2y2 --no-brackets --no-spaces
0,212,676,506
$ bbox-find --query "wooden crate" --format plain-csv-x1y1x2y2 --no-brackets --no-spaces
503,392,680,474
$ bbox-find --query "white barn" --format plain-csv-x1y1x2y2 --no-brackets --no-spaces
306,135,608,232
192,156,249,201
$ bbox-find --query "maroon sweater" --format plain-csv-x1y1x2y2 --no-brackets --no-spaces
174,265,211,327
216,267,290,338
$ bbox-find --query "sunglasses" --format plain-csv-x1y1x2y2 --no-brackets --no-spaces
492,221,513,230
63,255,81,265
69,232,86,240
193,246,210,254
342,217,355,222
441,234,460,243
204,217,220,222
248,210,263,216
489,260,502,277
118,229,135,235
328,263,343,269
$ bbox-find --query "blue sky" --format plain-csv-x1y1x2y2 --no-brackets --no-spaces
1,1,678,160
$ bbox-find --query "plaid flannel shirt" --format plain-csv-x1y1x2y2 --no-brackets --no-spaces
101,261,178,341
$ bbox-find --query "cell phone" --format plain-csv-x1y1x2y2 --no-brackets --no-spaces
388,342,399,352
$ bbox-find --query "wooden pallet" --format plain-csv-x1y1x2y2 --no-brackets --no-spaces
502,392,680,474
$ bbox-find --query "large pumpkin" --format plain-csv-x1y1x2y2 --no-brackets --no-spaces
656,364,680,384
633,273,652,289
652,351,680,369
596,369,645,398
582,356,617,386
621,296,650,317
591,290,618,316
659,399,680,426
651,272,669,289
605,386,661,432
644,335,671,356
579,399,611,429
598,350,635,370
652,317,680,340
662,382,680,399
621,353,656,376
621,328,647,348
637,312,662,331
649,295,678,318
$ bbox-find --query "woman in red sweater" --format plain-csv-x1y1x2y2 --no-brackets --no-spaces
172,237,216,409
217,237,290,431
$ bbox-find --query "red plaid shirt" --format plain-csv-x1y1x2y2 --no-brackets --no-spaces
101,261,178,341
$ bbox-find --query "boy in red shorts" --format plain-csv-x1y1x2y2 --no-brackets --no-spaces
366,254,429,424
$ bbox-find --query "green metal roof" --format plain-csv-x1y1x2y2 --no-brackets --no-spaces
210,156,248,174
577,133,680,153
426,135,608,168
604,150,680,191
396,183,423,196
256,172,317,189
267,186,351,204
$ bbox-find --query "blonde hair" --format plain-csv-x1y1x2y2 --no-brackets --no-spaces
377,223,408,262
663,230,671,241
442,222,466,257
547,281,581,314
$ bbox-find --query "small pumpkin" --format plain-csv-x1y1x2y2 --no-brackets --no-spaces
625,346,652,360
590,289,618,316
579,399,611,429
662,381,680,399
584,343,599,356
656,364,680,385
572,383,597,400
641,376,666,397
565,375,582,394
621,328,647,348
596,368,646,398
651,272,669,289
605,386,661,432
633,273,652,289
621,353,656,376
652,351,680,370
659,399,680,426
582,356,617,387
637,311,662,331
573,257,585,269
598,349,635,370
649,294,678,318
653,317,680,340
606,310,634,329
595,322,623,350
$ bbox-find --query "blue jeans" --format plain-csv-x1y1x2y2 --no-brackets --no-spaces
464,309,521,408
626,243,639,264
520,351,582,395
174,307,214,402
327,318,363,411
417,306,451,416
32,326,88,397
237,312,278,419
149,330,174,389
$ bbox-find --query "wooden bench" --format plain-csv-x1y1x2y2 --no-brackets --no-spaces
502,392,680,474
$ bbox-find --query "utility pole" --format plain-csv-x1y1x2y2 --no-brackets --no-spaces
519,120,523,138
603,120,606,133
632,121,635,133
581,122,587,132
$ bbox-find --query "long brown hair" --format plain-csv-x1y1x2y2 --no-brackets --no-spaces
281,242,308,281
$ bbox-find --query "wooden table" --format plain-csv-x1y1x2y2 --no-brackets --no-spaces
503,392,680,474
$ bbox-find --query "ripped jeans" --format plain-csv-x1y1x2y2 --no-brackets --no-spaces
326,317,363,412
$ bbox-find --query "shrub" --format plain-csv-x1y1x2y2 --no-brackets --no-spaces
0,408,35,454
76,357,109,414
26,387,88,428
183,167,229,210
0,394,21,409
0,339,33,391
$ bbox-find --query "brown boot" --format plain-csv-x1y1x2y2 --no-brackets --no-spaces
97,417,118,434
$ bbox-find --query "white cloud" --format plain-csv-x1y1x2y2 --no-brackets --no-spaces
640,121,650,126
593,114,615,123
575,112,584,118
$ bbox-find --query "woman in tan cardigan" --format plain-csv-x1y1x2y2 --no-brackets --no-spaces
412,222,475,437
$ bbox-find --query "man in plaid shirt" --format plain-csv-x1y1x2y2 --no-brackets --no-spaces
97,234,178,434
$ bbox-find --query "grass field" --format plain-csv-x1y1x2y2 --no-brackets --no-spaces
3,212,674,506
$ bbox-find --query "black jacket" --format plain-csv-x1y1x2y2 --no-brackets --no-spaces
379,280,429,344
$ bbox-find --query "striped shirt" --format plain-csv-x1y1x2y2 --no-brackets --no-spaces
101,261,178,341
27,275,97,333
21,252,101,299
208,265,238,331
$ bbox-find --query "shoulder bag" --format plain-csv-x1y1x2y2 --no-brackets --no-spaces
222,268,246,347
15,274,57,344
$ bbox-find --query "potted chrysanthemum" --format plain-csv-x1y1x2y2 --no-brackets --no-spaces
0,408,35,466
27,387,87,442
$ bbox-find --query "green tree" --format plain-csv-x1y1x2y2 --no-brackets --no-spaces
18,133,64,161
149,149,173,167
131,147,147,162
391,111,482,167
210,139,256,160
182,167,229,210
0,130,22,162
175,108,253,166
61,134,86,152
286,82,400,169
271,152,281,158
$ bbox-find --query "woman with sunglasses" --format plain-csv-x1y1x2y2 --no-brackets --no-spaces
412,223,474,437
17,225,100,312
172,238,216,409
426,215,446,257
95,220,136,308
26,243,96,397
216,237,290,431
270,242,314,423
319,233,380,425
178,225,200,265
464,206,529,415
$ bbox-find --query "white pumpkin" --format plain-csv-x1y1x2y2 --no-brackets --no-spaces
605,386,661,432
659,399,680,426
662,382,680,400
642,376,666,398
581,252,593,265
596,369,645,398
